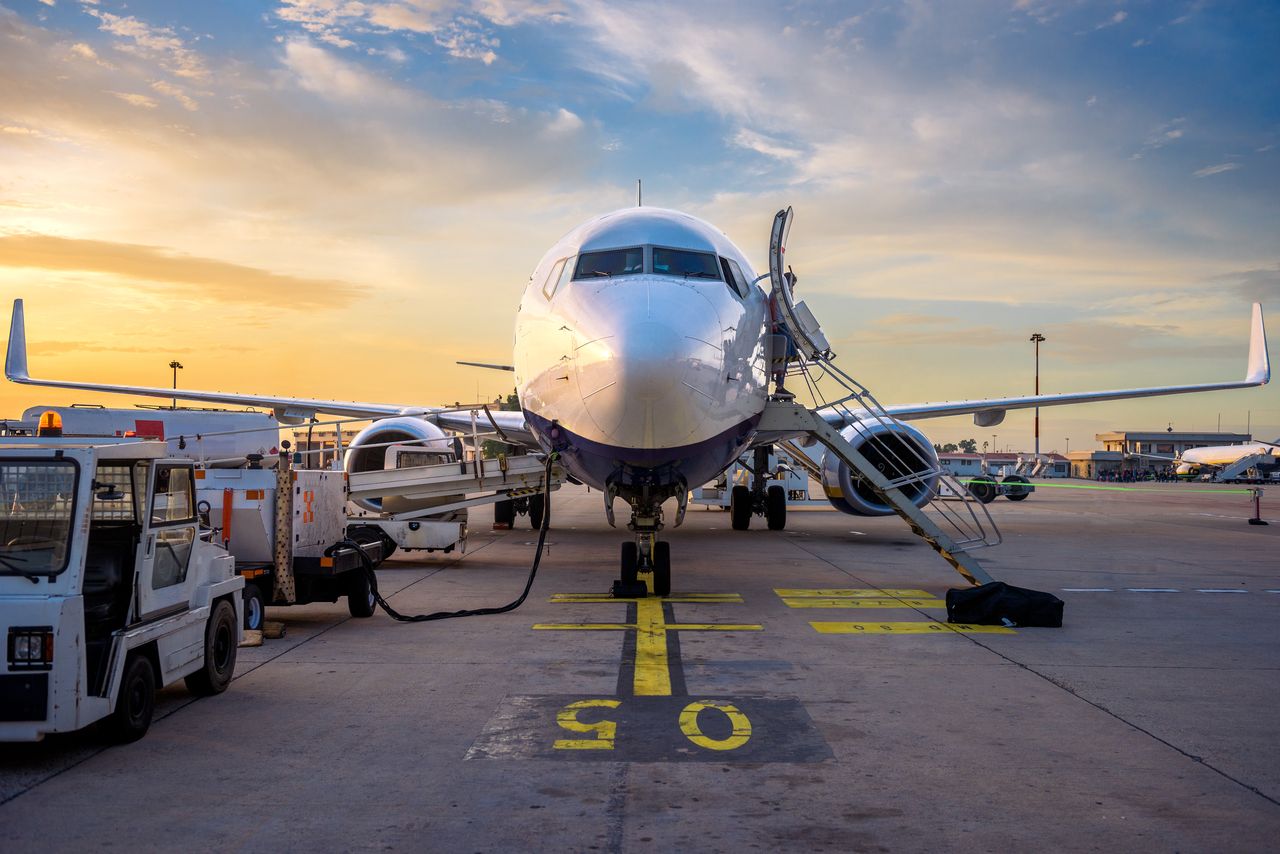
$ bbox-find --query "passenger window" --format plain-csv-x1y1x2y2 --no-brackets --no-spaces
542,259,567,299
150,464,194,525
574,247,644,279
151,526,194,589
653,248,721,280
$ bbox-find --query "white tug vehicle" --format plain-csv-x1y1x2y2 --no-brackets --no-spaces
0,413,243,743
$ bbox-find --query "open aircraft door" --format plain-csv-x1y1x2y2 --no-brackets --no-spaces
768,206,832,360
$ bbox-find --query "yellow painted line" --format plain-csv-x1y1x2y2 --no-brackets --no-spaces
781,597,946,609
811,621,1016,635
550,594,743,604
532,623,634,631
633,599,670,696
667,624,763,631
775,588,932,598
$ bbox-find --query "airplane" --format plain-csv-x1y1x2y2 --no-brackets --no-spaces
1140,440,1280,478
5,206,1272,596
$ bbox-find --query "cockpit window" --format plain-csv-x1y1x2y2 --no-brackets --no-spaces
720,257,749,298
574,247,644,279
653,248,721,280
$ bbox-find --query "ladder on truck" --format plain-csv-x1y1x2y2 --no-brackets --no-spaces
762,206,998,587
1214,452,1275,483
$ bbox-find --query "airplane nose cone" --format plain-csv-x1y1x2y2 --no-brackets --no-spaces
573,280,724,448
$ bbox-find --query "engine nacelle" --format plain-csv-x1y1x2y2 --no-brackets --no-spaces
345,416,452,512
820,419,940,516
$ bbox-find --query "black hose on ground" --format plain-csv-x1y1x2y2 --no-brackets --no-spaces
336,452,556,623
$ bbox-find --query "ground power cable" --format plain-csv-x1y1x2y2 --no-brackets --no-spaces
336,453,557,623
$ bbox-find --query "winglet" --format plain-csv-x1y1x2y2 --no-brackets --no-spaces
6,299,29,382
1246,302,1270,385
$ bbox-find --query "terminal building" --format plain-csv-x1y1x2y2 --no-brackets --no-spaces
1066,430,1252,479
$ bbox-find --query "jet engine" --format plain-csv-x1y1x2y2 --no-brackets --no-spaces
819,419,940,516
345,416,452,512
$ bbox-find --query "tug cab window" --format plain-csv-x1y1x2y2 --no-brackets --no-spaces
653,248,721,280
574,247,644,279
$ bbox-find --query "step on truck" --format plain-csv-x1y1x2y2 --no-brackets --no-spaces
0,425,243,743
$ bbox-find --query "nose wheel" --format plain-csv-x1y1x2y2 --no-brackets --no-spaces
612,538,671,598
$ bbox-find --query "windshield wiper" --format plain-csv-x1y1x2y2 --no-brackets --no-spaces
683,271,719,279
0,554,40,584
590,270,613,278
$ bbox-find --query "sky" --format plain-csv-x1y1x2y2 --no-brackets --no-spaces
0,0,1277,452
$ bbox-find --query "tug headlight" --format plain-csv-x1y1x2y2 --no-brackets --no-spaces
8,627,54,670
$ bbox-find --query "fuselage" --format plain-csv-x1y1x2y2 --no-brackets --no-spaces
514,208,770,497
1176,443,1279,475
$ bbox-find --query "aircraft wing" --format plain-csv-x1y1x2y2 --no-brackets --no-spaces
5,299,538,447
820,303,1270,427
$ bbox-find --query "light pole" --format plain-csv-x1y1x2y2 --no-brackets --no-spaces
169,360,183,409
1065,437,1070,455
1030,332,1046,457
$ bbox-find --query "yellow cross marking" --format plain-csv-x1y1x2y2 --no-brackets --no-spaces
533,594,762,696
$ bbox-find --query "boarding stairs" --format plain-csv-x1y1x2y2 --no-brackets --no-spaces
760,206,998,587
1214,452,1276,483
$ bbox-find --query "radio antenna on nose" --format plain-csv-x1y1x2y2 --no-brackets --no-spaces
637,178,642,207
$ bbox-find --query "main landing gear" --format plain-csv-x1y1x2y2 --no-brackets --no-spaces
729,446,788,531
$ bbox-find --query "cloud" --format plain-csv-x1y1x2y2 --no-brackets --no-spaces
87,9,208,80
1131,117,1186,159
1210,264,1280,303
282,37,416,105
0,234,364,308
150,80,198,111
732,129,802,161
1095,10,1128,30
1193,162,1241,178
111,91,158,109
543,107,583,136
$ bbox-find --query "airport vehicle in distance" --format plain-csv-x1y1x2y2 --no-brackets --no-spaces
5,207,1271,595
0,425,243,742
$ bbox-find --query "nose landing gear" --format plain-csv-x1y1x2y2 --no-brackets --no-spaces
612,499,672,598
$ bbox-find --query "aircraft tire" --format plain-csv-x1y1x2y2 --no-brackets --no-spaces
730,485,752,530
653,542,671,597
967,477,999,504
1002,475,1031,501
766,485,787,530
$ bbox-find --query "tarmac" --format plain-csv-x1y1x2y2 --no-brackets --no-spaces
2,480,1279,852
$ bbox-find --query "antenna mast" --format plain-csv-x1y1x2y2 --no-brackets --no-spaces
637,178,642,207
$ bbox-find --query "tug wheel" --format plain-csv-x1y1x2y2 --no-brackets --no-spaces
107,653,155,743
185,599,238,697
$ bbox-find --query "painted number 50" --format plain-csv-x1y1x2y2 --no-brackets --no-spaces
554,699,753,752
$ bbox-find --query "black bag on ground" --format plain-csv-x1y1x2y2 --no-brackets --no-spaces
946,582,1064,628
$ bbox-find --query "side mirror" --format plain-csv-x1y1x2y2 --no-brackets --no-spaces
91,480,125,502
